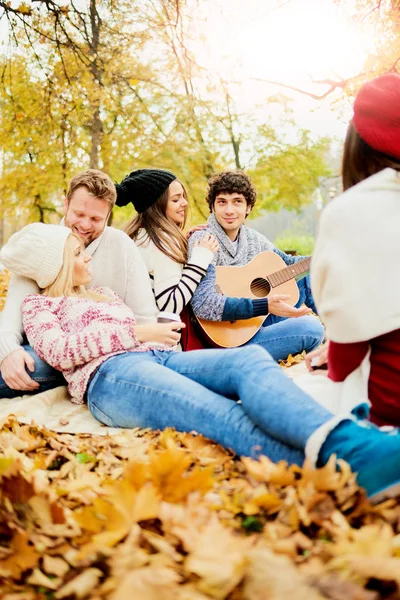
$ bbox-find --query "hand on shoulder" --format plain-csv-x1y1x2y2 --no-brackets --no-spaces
186,224,207,240
194,234,219,255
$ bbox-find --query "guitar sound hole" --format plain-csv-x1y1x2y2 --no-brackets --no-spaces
250,278,271,297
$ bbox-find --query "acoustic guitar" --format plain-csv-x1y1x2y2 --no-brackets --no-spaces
196,251,311,348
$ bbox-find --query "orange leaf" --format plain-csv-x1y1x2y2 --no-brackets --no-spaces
0,532,39,578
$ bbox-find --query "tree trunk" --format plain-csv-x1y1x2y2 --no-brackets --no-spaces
61,120,69,195
88,0,103,170
35,195,45,223
231,134,242,169
89,105,102,169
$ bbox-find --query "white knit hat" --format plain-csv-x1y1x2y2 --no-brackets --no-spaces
0,223,72,288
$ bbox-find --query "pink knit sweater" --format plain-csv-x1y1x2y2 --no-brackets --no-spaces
22,288,169,403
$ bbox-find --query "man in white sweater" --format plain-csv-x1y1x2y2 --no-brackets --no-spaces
0,169,158,397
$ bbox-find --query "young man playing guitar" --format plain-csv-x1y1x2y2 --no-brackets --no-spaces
188,170,324,361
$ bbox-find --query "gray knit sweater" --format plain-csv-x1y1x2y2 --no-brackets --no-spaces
188,214,301,321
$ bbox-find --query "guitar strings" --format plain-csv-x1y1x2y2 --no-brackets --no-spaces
251,258,310,293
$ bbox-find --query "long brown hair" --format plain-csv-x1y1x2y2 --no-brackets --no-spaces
125,180,189,265
342,122,400,191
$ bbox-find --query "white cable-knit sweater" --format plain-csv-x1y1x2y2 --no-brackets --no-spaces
0,226,158,363
22,288,168,403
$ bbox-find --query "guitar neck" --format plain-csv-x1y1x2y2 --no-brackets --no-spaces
268,257,311,288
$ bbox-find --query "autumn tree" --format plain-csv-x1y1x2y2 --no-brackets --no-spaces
0,0,331,228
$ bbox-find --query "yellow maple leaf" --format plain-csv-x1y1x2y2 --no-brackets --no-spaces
111,566,181,600
42,555,70,577
28,495,66,527
243,543,323,600
107,480,160,523
54,567,103,598
331,555,400,586
185,516,251,599
148,442,214,502
0,456,18,476
243,490,281,515
123,461,148,490
330,523,394,558
242,455,298,486
0,532,39,578
279,351,306,368
74,496,128,535
75,482,160,559
301,456,354,492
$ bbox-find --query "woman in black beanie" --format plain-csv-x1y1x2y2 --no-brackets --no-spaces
116,169,218,341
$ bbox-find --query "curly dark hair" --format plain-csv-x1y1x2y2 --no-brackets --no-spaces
206,170,257,212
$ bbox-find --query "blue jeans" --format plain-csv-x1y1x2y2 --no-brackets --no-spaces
296,274,317,314
87,345,333,463
0,345,66,399
251,315,323,362
253,276,323,361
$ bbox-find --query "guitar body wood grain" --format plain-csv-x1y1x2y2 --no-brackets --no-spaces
196,252,301,348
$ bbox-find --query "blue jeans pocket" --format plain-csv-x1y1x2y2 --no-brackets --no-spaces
88,399,117,427
87,366,118,427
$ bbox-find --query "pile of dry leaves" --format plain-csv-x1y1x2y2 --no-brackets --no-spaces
0,270,400,599
1,419,400,599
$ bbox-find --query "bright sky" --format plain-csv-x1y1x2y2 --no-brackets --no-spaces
0,0,373,141
190,0,374,139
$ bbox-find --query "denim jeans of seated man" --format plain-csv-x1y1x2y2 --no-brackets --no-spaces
295,274,317,315
251,275,323,361
0,345,66,399
87,344,333,463
249,314,323,362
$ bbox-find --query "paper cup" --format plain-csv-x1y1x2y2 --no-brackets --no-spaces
157,311,181,324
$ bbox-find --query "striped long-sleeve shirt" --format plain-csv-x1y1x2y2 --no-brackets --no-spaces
136,230,214,315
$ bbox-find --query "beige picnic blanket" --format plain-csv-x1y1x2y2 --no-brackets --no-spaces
0,385,123,435
0,361,328,435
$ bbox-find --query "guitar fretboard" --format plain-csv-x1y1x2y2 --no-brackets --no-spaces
268,257,311,288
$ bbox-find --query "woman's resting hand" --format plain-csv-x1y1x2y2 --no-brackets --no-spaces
305,341,329,372
135,322,185,346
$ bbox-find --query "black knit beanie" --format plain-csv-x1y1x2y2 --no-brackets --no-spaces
115,169,177,213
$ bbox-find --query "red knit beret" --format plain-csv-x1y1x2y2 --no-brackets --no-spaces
353,73,400,160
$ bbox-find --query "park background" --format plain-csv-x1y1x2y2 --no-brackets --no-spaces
1,2,400,598
1,0,395,255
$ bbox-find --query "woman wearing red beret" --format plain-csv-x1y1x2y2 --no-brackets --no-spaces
307,73,400,428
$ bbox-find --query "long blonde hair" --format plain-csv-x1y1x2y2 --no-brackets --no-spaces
42,234,112,302
125,183,189,265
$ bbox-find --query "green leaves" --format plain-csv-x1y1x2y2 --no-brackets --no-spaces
241,515,263,533
75,452,97,464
